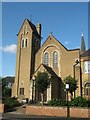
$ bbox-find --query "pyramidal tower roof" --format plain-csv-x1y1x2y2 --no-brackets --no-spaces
81,33,86,53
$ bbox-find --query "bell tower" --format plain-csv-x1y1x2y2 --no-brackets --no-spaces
12,19,41,101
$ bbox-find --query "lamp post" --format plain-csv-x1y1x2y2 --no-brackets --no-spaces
66,83,69,117
73,59,79,98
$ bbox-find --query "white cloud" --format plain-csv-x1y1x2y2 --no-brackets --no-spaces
65,41,69,45
0,44,17,54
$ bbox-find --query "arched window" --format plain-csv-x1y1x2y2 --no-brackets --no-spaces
44,52,49,66
25,39,28,47
53,51,58,67
85,83,90,96
22,39,24,48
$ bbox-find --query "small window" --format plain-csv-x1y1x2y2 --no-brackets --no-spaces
44,52,49,66
25,39,28,47
20,88,24,95
53,51,58,67
84,61,90,73
88,63,90,73
22,39,24,48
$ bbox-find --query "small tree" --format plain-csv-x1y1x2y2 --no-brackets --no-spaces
63,75,78,100
0,77,11,98
35,71,50,105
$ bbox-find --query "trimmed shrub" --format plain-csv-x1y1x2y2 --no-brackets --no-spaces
48,99,67,106
4,97,21,109
47,97,89,107
87,100,90,107
69,96,88,107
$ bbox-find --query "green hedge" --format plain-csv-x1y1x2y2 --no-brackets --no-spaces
68,96,88,107
48,97,89,107
4,97,21,109
48,99,67,106
87,100,90,107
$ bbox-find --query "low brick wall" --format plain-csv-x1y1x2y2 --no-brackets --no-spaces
0,104,4,113
26,105,67,117
70,107,89,118
26,105,90,118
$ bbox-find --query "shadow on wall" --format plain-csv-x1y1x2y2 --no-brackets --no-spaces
60,78,66,101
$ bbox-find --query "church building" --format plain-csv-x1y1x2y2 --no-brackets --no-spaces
12,19,90,102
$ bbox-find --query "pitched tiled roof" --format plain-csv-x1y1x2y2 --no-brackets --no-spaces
42,64,59,78
81,49,90,57
32,64,60,79
18,19,41,38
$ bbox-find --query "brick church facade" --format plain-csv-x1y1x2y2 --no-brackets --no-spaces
12,19,90,102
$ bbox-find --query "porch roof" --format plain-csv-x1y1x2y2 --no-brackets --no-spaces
31,64,60,79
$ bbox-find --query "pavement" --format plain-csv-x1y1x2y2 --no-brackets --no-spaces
5,104,26,115
1,113,90,120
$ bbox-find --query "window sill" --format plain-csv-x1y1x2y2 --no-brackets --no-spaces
83,72,90,74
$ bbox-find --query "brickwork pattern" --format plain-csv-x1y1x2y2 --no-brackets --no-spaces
26,105,90,118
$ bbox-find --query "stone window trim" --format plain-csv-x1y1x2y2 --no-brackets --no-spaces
41,44,60,63
21,38,28,48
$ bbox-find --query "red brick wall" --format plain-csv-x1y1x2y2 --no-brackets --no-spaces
0,104,4,113
70,107,89,118
26,105,67,117
88,109,90,118
26,105,90,118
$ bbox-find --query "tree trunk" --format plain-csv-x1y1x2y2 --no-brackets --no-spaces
41,93,44,105
70,92,73,100
74,90,76,99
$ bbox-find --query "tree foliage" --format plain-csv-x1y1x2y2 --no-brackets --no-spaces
63,75,78,100
0,77,11,98
35,71,50,93
35,71,50,105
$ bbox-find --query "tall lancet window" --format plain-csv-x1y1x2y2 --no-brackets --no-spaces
25,39,28,47
53,51,58,67
22,39,24,48
44,52,49,66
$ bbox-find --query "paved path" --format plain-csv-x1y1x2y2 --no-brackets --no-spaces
5,104,26,115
